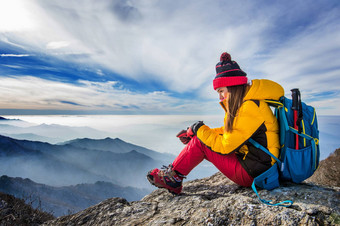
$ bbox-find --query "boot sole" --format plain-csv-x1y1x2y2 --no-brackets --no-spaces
147,173,156,186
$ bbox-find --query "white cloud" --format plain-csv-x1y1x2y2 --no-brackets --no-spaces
0,0,271,92
96,69,104,76
0,36,27,50
0,0,339,114
258,9,340,115
0,54,30,57
0,64,24,69
46,41,70,49
0,0,39,32
0,76,209,113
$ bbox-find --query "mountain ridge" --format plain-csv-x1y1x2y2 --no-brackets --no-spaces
0,134,177,217
0,175,150,217
0,122,109,144
61,136,175,161
0,134,169,187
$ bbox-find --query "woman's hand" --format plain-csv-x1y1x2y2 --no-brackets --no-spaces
176,129,191,144
176,121,205,145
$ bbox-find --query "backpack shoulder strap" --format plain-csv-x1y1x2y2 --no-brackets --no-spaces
248,138,281,164
263,99,284,108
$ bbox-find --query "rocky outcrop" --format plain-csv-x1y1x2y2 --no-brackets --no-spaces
307,148,340,187
44,171,340,225
0,192,54,226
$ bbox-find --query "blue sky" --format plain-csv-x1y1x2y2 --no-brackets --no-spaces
0,0,339,115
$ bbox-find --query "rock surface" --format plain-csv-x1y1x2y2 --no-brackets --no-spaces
307,148,340,187
44,171,340,225
0,192,54,226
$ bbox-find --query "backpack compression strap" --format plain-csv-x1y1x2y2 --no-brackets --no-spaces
251,181,293,207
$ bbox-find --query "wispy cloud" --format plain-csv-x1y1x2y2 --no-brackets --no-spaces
0,76,212,114
0,0,339,115
0,54,31,57
46,41,70,50
257,7,340,114
1,0,273,91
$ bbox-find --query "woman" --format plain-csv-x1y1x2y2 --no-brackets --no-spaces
147,52,284,194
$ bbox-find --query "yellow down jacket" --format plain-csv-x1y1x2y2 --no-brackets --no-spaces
197,79,284,178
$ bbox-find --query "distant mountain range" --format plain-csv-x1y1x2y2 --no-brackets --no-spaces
0,134,174,188
0,175,150,217
0,122,109,144
62,137,175,161
0,116,218,217
0,134,175,216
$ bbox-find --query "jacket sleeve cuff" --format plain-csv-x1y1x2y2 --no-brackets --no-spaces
191,121,205,135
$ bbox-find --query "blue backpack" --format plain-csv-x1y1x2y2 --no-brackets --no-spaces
249,89,320,207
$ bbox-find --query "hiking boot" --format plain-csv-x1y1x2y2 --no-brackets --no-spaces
147,164,185,195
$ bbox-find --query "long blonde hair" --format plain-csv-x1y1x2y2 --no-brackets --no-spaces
225,84,248,132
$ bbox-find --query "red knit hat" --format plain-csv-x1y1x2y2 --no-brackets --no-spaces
213,52,248,90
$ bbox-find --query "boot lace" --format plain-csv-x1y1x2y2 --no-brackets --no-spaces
161,164,186,179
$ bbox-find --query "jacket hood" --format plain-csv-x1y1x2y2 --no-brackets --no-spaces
244,79,284,101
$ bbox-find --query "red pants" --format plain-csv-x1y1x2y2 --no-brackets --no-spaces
172,136,253,187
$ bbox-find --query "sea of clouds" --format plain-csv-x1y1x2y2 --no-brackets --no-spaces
4,114,339,160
